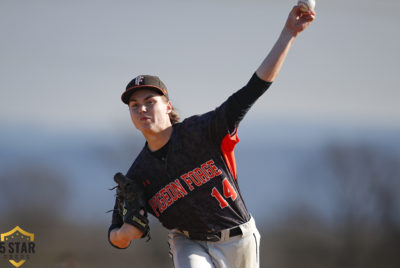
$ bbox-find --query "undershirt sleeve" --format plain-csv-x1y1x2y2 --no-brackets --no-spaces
209,73,272,142
226,72,272,132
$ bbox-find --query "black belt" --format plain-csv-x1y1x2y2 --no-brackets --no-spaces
183,226,242,242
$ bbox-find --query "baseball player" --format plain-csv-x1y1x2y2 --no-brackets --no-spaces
108,6,315,268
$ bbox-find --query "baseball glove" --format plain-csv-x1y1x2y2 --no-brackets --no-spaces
113,172,150,240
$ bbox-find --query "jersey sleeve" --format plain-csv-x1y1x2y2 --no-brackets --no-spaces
209,72,272,143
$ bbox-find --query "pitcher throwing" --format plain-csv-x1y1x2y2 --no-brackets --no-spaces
108,5,315,268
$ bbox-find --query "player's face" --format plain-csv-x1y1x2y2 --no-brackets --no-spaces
128,89,172,133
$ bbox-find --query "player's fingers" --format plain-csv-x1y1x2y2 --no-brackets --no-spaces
290,5,301,16
298,10,315,18
298,9,315,20
301,13,315,22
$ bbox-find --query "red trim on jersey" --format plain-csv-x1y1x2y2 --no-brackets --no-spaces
220,130,239,179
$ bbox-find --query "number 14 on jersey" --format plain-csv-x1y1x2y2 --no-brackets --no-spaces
211,178,238,208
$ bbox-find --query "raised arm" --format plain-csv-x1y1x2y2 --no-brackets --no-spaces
256,5,315,82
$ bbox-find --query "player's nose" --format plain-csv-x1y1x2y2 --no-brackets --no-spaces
137,104,147,114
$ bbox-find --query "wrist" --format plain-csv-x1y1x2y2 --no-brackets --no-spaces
281,27,297,40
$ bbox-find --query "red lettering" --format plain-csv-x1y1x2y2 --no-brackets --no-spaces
165,184,178,201
210,178,238,209
188,171,203,186
181,173,194,191
160,188,173,206
194,168,209,182
149,197,160,217
211,187,228,208
149,160,227,216
207,160,222,176
201,163,215,178
172,179,188,196
222,178,237,201
156,192,167,212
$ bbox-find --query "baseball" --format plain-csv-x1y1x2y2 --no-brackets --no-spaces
297,0,315,12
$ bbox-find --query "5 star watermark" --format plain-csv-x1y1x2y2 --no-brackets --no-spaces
1,226,36,267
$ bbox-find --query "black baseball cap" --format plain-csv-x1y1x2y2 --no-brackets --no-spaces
121,75,168,104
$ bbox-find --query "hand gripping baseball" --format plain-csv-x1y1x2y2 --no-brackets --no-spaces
114,172,150,240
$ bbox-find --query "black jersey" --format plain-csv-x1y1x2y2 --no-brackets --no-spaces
109,73,272,234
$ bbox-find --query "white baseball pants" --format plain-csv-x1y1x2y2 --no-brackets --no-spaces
168,217,260,268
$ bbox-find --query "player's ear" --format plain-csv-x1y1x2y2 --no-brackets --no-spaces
166,101,172,114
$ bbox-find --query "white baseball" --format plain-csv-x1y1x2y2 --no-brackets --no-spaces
297,0,315,12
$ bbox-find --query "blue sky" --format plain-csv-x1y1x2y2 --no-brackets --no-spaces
1,0,400,224
1,0,399,133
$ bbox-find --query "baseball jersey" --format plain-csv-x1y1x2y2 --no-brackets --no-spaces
109,73,272,236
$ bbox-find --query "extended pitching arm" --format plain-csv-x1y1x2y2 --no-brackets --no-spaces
256,5,315,82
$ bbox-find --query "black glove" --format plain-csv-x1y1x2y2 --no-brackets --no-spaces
114,172,150,240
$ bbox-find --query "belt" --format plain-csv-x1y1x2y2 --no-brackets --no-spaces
182,226,242,242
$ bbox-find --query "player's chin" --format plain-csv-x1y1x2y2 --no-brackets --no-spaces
138,122,157,133
133,121,149,131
